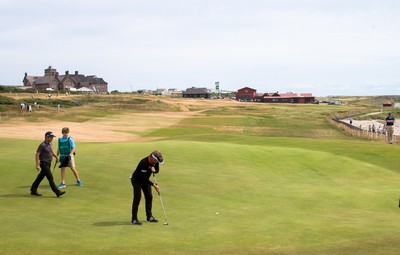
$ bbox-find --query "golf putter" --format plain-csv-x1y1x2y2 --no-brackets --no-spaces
153,173,168,226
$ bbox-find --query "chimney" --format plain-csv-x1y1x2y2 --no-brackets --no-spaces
65,71,69,75
75,71,78,75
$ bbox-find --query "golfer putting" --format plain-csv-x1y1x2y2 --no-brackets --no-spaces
130,150,164,225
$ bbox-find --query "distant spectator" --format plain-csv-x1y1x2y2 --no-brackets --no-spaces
385,112,395,144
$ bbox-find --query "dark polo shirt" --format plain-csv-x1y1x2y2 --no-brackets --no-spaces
37,141,53,163
386,116,395,126
131,156,160,186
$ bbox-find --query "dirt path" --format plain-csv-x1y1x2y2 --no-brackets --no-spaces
343,118,400,135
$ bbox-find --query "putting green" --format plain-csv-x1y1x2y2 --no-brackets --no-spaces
1,138,400,254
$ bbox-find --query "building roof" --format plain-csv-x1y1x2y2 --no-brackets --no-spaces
182,87,210,95
84,76,107,84
24,76,37,84
280,93,298,97
34,76,59,84
263,92,314,99
59,74,86,84
237,87,257,92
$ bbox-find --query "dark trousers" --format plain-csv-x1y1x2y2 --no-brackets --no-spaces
131,179,153,221
31,162,60,194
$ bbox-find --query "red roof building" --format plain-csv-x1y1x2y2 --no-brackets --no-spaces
235,87,315,104
262,92,315,103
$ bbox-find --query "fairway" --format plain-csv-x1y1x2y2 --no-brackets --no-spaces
1,95,400,254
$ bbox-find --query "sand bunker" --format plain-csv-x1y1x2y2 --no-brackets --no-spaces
0,112,197,142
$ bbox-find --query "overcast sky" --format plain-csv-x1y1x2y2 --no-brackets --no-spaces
1,0,399,96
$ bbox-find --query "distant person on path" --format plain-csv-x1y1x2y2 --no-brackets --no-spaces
130,150,164,225
385,112,395,144
57,127,82,188
30,131,65,197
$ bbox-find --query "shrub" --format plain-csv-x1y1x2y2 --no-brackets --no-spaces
0,95,16,105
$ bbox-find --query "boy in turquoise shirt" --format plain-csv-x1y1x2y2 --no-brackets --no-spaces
57,127,82,188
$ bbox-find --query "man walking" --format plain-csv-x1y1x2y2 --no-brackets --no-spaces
386,112,395,144
130,150,164,225
30,131,65,197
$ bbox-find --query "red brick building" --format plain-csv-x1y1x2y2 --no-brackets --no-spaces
236,86,315,104
236,87,257,101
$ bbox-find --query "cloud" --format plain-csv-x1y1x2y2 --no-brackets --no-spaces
1,0,400,95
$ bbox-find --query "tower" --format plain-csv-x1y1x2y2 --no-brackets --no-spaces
44,66,58,76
